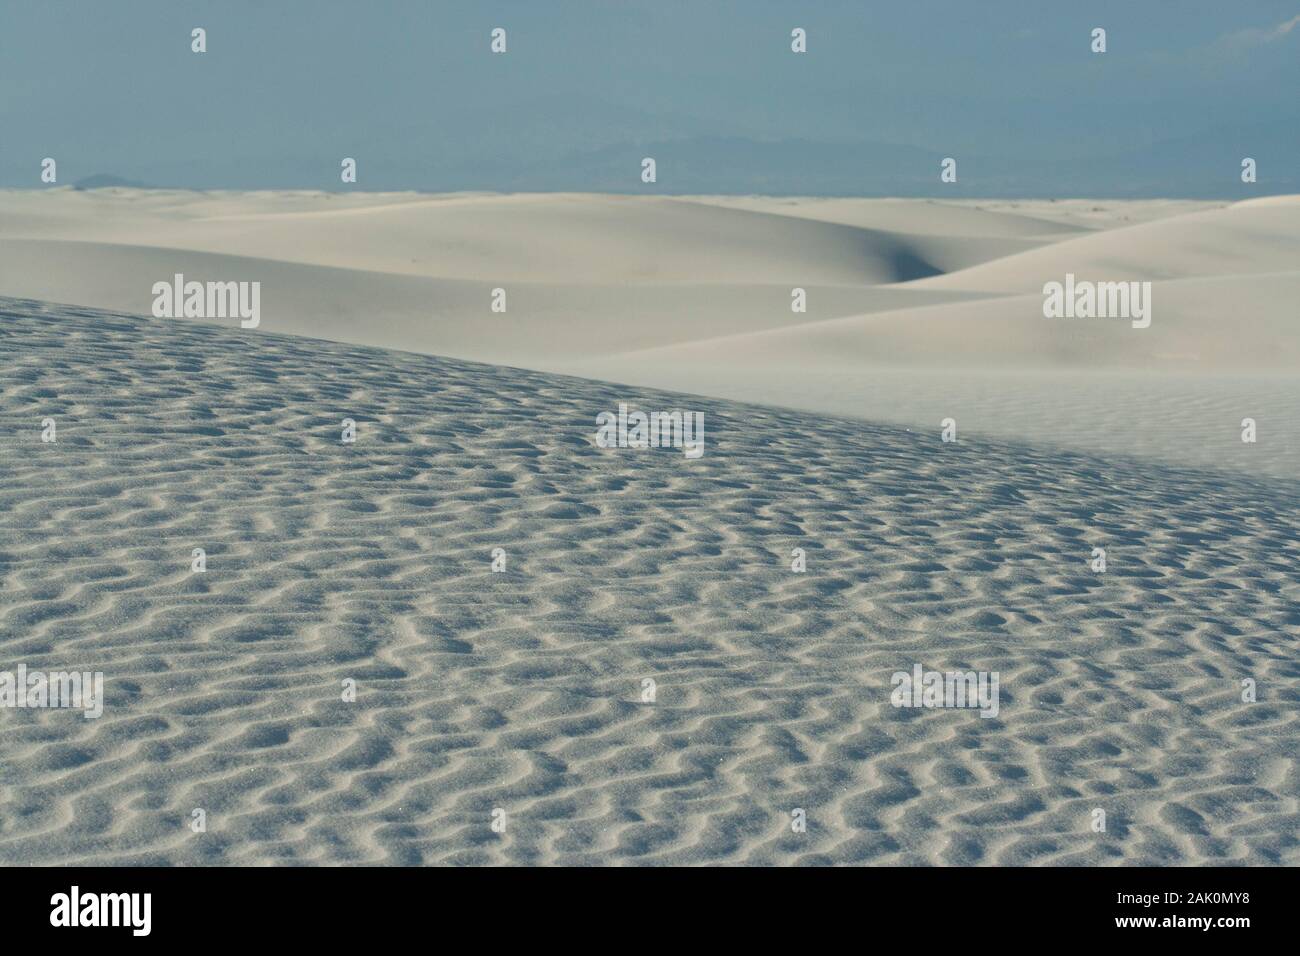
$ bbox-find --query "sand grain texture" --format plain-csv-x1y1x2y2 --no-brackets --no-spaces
1,299,1296,866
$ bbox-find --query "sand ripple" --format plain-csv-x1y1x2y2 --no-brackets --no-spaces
0,298,1296,865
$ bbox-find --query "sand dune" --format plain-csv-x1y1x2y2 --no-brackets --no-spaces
599,271,1300,371
915,197,1300,292
2,299,1296,866
0,188,1295,480
0,238,985,361
683,196,1226,235
569,268,1300,478
0,190,1047,284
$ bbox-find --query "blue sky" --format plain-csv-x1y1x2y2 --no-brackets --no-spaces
2,1,1296,194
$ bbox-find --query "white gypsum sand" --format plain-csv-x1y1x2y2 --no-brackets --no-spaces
0,299,1296,865
0,190,1296,477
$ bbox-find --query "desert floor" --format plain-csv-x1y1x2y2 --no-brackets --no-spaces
0,191,1296,864
0,298,1296,865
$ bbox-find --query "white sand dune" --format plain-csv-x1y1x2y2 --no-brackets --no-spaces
0,190,1050,284
569,267,1300,477
913,196,1300,292
682,195,1226,235
597,271,1300,371
0,238,986,361
0,189,1295,479
1,189,1295,480
2,299,1296,866
0,194,1295,864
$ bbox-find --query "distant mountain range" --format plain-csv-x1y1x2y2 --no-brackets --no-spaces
41,108,1300,198
72,174,151,190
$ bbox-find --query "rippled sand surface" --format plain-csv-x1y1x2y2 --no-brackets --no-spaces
1,299,1296,865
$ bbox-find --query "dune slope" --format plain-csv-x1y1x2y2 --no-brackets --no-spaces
1,298,1296,866
913,196,1300,292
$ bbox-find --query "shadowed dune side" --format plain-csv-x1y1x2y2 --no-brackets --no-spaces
0,190,1051,284
1,298,1296,866
0,239,989,362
